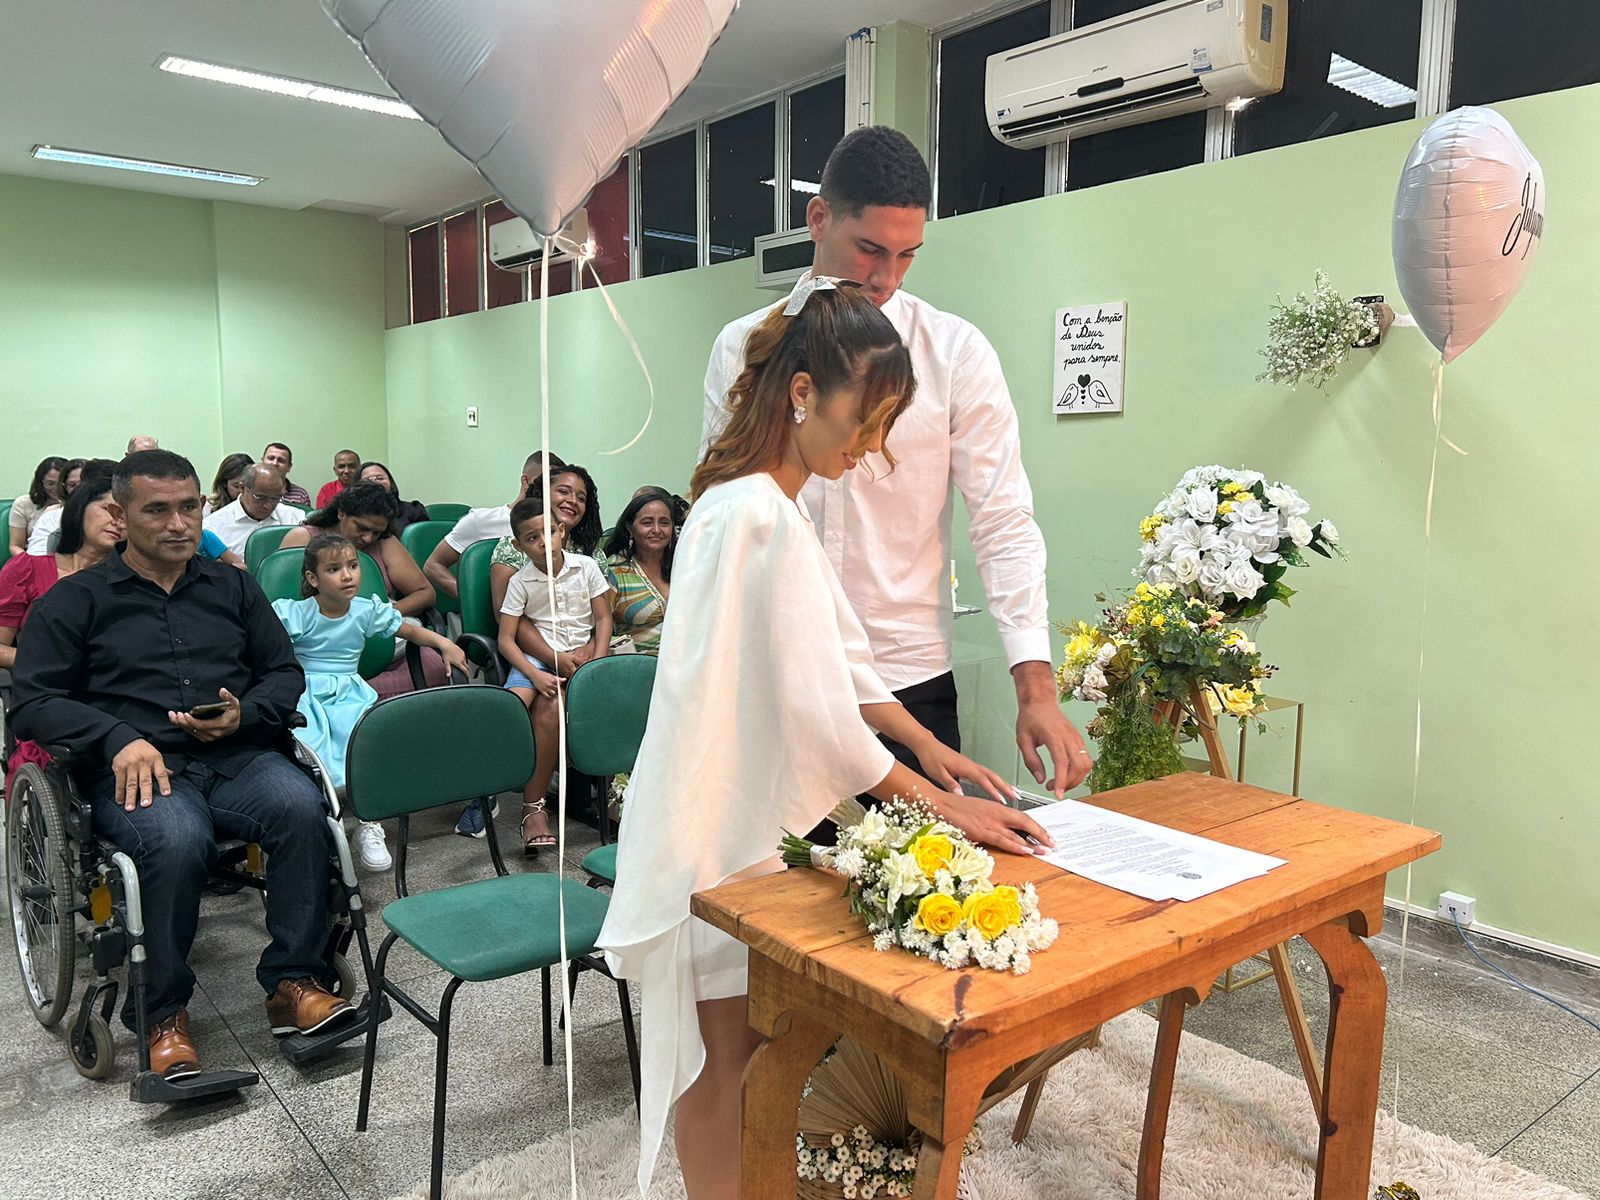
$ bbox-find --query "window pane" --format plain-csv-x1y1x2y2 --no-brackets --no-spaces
639,131,697,277
442,210,480,317
1067,111,1206,191
1451,0,1600,107
788,76,845,228
483,200,524,310
935,2,1049,218
1071,0,1166,26
709,101,777,264
408,223,439,324
582,157,631,287
533,258,574,299
1235,0,1419,156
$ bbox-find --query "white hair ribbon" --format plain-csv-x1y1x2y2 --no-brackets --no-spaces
782,273,856,316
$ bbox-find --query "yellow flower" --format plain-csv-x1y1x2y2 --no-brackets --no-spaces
1138,516,1167,543
962,890,1018,940
1065,621,1098,663
911,834,955,879
1127,606,1146,627
914,892,964,937
1134,582,1152,599
1217,685,1259,717
1217,501,1235,516
1151,614,1166,628
991,885,1023,927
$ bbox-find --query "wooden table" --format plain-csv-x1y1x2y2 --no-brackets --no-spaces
691,774,1441,1200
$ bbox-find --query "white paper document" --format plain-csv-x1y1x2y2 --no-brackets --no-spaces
1021,795,1286,902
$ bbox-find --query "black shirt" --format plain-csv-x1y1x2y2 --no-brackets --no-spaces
10,548,305,777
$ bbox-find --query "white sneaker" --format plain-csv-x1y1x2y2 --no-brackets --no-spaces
356,822,392,872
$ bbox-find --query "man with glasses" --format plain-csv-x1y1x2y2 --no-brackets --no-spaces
203,464,304,557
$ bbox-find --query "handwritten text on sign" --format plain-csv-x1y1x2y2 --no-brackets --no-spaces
1054,301,1127,416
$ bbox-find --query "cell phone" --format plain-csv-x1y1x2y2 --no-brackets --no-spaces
187,701,229,720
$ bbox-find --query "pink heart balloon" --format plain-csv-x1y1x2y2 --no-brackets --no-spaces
1392,106,1545,364
325,0,739,237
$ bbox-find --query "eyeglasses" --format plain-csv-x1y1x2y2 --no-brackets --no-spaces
245,488,285,505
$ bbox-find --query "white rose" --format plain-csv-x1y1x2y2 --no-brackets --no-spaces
1170,548,1201,584
1318,518,1340,545
854,808,889,847
1185,487,1218,523
1265,483,1311,518
1223,559,1266,600
1080,663,1109,702
1285,516,1314,547
946,840,993,882
882,851,930,909
1197,553,1230,595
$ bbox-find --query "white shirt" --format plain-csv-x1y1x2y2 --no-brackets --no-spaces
702,278,1051,691
26,506,62,555
599,473,894,1194
443,504,512,554
9,495,50,537
500,552,611,653
202,498,304,557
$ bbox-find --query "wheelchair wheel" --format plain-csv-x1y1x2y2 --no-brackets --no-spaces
330,952,357,1000
5,764,76,1027
69,1012,115,1080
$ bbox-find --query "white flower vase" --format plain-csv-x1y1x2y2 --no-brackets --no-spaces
1227,614,1267,650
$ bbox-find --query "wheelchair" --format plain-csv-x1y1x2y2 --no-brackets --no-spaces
3,713,387,1103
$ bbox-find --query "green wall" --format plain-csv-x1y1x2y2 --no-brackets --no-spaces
385,83,1600,957
0,174,388,490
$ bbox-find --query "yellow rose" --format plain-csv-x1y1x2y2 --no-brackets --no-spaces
1217,501,1235,516
1151,613,1166,628
1218,684,1258,717
990,885,1023,927
911,834,955,879
962,891,1016,940
914,892,964,937
1065,631,1097,663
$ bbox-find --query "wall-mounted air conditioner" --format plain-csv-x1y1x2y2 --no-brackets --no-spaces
985,0,1286,149
488,208,588,271
752,227,816,291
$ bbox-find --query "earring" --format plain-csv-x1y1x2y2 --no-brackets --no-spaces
792,407,808,425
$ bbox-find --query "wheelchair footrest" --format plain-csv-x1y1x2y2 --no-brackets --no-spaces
277,994,390,1067
130,1067,259,1104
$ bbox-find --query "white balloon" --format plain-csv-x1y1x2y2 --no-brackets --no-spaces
325,0,738,237
1392,106,1544,364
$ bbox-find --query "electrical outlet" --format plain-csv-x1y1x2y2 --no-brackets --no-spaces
466,406,479,428
1437,891,1476,927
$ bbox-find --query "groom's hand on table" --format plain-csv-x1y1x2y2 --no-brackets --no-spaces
1012,661,1093,797
935,791,1054,857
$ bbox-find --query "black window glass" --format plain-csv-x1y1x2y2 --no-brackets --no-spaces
1067,111,1206,190
639,132,697,277
1451,0,1600,107
935,2,1050,218
788,77,845,228
708,101,776,263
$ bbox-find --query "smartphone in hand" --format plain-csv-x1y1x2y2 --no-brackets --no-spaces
187,701,229,720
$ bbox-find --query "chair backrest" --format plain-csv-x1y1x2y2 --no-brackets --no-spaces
244,524,295,574
566,655,657,777
426,502,471,523
456,537,501,640
256,547,397,680
346,685,535,822
400,520,458,616
0,499,13,564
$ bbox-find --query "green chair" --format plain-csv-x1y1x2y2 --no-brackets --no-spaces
347,685,640,1200
0,499,13,564
254,548,424,684
399,520,457,631
454,538,504,682
244,524,297,574
566,656,658,888
425,502,471,523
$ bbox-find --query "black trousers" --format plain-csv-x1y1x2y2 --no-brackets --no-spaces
805,671,960,846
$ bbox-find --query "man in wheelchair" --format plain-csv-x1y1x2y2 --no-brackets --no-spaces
9,450,355,1079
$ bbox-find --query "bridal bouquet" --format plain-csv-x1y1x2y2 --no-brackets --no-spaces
1137,465,1341,619
780,798,1058,975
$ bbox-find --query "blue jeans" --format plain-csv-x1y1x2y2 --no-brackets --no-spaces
85,752,335,1030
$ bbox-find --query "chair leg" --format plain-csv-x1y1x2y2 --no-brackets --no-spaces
559,959,579,1030
541,965,553,1066
356,932,399,1133
430,977,464,1200
616,978,641,1113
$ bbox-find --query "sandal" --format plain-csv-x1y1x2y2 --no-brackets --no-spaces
521,800,558,856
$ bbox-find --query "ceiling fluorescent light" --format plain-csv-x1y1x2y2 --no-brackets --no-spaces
30,144,263,186
157,54,421,121
759,177,823,194
1327,53,1417,109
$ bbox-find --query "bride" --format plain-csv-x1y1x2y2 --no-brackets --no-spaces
599,279,1054,1199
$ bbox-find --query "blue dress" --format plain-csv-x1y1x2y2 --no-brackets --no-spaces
272,595,404,790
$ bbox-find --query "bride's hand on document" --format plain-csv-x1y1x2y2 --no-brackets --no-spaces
914,741,1017,808
933,791,1055,858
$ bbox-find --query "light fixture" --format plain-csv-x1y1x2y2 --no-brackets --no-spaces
1327,53,1417,109
1225,96,1256,113
157,54,422,121
30,144,263,186
760,177,822,195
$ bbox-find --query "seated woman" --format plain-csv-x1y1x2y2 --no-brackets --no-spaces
25,459,120,555
0,473,124,782
8,455,66,557
280,482,448,699
61,458,87,498
205,452,254,518
601,487,675,655
357,461,430,535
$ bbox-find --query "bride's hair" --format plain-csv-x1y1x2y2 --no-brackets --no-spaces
691,287,915,500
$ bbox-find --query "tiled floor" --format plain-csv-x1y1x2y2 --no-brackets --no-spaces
2,795,1596,1199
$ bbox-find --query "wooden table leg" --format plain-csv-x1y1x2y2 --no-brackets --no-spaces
1269,941,1326,1124
1301,919,1388,1200
740,1007,841,1200
912,1075,988,1200
1136,991,1188,1200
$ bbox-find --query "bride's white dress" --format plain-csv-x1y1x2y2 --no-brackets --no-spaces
599,471,895,1194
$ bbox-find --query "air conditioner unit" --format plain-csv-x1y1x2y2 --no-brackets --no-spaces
488,208,588,271
985,0,1286,149
752,227,816,291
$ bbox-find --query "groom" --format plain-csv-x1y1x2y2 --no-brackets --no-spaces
701,126,1091,801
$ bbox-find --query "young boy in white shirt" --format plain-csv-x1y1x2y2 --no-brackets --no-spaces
498,494,612,853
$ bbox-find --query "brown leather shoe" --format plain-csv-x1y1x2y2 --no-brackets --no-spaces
265,977,355,1037
148,1009,201,1079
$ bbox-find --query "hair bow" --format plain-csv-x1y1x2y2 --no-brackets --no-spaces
782,274,861,317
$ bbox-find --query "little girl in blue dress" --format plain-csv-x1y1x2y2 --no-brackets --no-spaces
273,533,466,866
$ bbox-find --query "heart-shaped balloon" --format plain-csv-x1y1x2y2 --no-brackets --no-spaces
1391,106,1544,363
324,0,739,237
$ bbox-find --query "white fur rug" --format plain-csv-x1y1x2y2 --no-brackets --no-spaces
392,1010,1583,1199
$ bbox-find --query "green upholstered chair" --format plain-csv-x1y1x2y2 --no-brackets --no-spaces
565,656,657,887
345,685,640,1199
243,524,297,575
254,547,422,683
0,499,13,564
453,538,504,683
424,502,470,523
398,520,457,632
